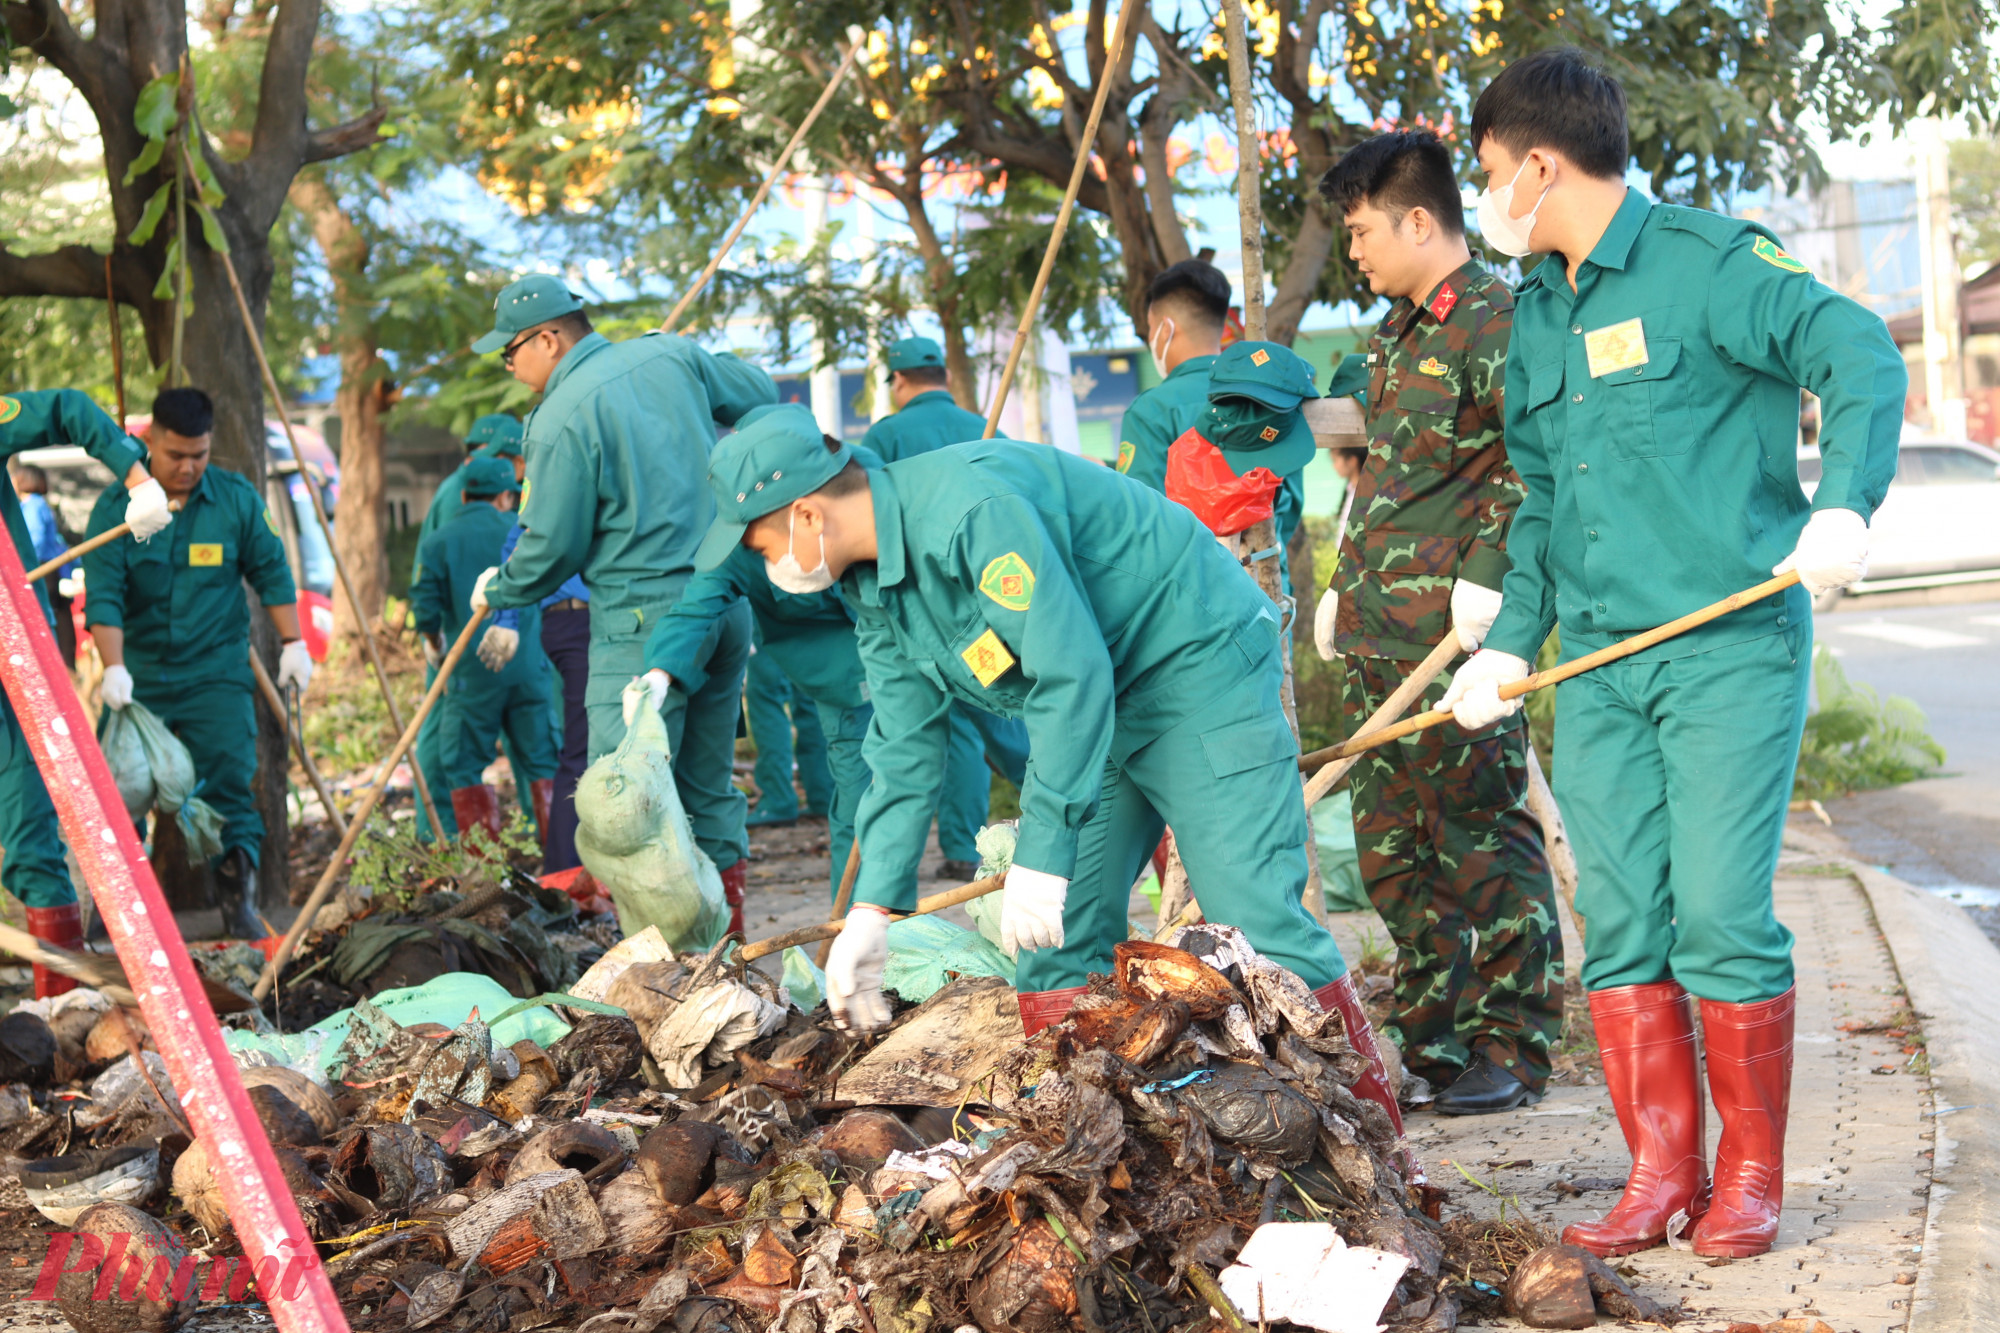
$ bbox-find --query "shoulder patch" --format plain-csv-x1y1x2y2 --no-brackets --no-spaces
960,628,1016,687
979,551,1035,611
1428,283,1458,323
263,506,279,535
1751,236,1810,274
0,396,18,425
1115,441,1135,474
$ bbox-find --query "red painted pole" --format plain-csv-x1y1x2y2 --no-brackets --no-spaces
0,534,347,1332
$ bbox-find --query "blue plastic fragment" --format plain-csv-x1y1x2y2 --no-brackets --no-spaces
1137,1069,1215,1095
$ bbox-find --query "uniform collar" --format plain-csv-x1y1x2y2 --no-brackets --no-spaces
902,389,956,411
1527,187,1651,292
178,466,217,507
845,467,906,607
541,331,611,399
1163,352,1219,382
1385,258,1487,338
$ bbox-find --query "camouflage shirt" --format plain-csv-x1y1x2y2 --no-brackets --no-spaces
1334,260,1525,661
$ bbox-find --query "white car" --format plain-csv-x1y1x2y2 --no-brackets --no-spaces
1797,435,2000,597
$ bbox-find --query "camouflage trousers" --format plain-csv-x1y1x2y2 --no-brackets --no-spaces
1340,653,1564,1092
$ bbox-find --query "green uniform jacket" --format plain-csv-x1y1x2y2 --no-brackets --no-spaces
843,441,1284,908
82,464,295,689
0,390,145,621
413,503,546,690
1335,261,1524,660
857,388,984,462
416,458,475,548
1484,190,1906,666
484,332,777,632
645,537,866,712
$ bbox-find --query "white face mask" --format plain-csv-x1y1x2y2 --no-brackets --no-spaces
1476,158,1553,259
1147,316,1176,379
767,508,835,594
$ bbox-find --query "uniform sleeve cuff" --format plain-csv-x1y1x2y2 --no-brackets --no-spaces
1459,545,1512,591
1483,613,1546,663
83,607,122,630
1012,819,1079,880
853,868,920,914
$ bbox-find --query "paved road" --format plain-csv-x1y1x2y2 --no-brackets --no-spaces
1816,587,2000,941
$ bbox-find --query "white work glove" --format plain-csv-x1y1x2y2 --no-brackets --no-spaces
276,640,314,693
470,565,501,614
1774,508,1870,597
999,865,1069,955
100,664,134,711
824,906,893,1033
124,478,172,542
622,669,671,724
423,635,442,669
1449,578,1505,652
1438,649,1530,732
1313,585,1339,662
477,625,519,672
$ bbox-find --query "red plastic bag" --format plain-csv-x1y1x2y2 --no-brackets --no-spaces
1164,428,1281,536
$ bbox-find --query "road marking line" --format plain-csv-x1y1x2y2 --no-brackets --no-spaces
1971,614,2000,627
1833,621,1985,649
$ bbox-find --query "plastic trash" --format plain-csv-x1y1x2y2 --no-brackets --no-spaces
101,702,226,862
781,946,826,1011
574,687,728,951
882,915,1015,1003
224,1028,332,1087
309,972,571,1077
1313,789,1371,914
21,1145,161,1225
78,1052,179,1127
968,821,1016,954
1216,1222,1410,1333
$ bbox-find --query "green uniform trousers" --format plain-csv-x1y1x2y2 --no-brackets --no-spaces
416,662,545,839
1557,624,1809,1004
745,649,831,821
1015,670,1349,995
818,702,873,900
439,677,560,793
1341,656,1564,1090
0,693,74,908
591,603,750,873
937,706,1030,862
133,679,262,867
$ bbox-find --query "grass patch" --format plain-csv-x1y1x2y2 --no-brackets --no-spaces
1795,645,1945,800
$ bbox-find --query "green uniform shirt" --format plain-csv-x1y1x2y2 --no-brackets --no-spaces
645,544,866,711
843,441,1283,908
82,464,295,687
857,388,984,462
1336,261,1523,660
416,458,476,547
0,390,145,622
413,503,546,690
484,331,777,631
1484,190,1905,666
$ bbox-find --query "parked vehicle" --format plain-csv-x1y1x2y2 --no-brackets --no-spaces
16,419,341,661
1798,433,2000,600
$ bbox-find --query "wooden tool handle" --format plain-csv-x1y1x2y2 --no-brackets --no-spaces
1304,630,1461,806
0,920,137,1005
741,872,1004,963
26,522,130,584
815,840,863,968
248,646,349,839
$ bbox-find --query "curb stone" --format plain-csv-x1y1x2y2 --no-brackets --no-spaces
1783,824,2000,1331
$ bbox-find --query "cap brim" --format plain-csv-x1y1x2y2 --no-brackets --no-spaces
694,517,750,572
471,329,511,355
1219,423,1316,479
1219,385,1306,412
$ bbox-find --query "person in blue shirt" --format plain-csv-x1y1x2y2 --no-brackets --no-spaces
13,463,76,667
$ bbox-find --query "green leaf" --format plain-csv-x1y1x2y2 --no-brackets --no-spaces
133,73,181,141
151,235,180,300
128,180,174,245
0,94,18,121
376,121,401,138
187,147,226,208
121,136,165,186
194,198,230,254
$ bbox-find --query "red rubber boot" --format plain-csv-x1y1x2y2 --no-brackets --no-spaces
25,903,83,1000
451,785,504,852
1312,973,1407,1139
530,779,555,853
1017,985,1089,1036
1562,981,1711,1257
1691,988,1795,1258
721,859,748,938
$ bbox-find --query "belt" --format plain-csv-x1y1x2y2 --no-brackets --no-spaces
546,598,588,613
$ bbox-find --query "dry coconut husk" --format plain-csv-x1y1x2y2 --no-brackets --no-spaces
511,1121,625,1180
55,1202,196,1333
487,1041,559,1121
83,1008,148,1065
601,962,683,1036
237,1067,339,1140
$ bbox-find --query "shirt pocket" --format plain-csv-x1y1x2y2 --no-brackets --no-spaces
1384,373,1462,473
1602,336,1693,460
1198,710,1298,779
128,544,173,604
183,539,237,576
944,620,1028,712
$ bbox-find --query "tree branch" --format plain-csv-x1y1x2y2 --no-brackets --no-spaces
241,0,325,225
0,242,116,300
4,0,103,101
305,107,389,164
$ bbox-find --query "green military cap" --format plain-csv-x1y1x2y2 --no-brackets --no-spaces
695,404,850,570
1325,352,1371,400
465,413,523,448
885,336,945,372
1203,341,1319,476
477,436,524,461
1207,340,1320,411
472,275,585,354
461,455,521,498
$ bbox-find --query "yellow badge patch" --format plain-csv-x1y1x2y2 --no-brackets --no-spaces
189,543,223,567
1416,357,1448,377
0,396,19,425
979,552,1035,611
263,506,279,535
1115,441,1135,474
1249,348,1271,366
1585,318,1650,378
960,629,1016,687
519,477,532,517
1752,236,1809,274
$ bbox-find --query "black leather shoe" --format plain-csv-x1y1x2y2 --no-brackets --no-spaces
1433,1054,1541,1116
936,859,979,882
212,848,266,940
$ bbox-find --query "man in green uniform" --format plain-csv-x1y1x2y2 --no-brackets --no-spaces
1443,49,1904,1259
689,420,1407,1136
469,274,777,924
1315,130,1563,1116
412,455,557,843
414,413,523,841
742,642,833,827
84,387,303,941
859,336,1029,879
0,388,174,992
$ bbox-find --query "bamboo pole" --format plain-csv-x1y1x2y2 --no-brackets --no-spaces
1303,631,1462,807
196,157,449,845
659,33,866,335
815,840,862,968
1299,571,1804,774
26,523,133,584
981,0,1145,437
248,647,349,841
252,610,487,999
741,872,1003,963
105,254,127,423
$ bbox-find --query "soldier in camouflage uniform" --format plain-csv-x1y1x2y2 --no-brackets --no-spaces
1316,131,1563,1116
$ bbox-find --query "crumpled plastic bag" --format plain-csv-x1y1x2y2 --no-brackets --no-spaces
968,821,1017,955
310,972,571,1078
575,686,728,951
1216,1222,1409,1333
644,980,786,1088
101,702,226,862
1165,428,1281,537
781,947,826,1011
882,915,1015,1002
224,1029,332,1087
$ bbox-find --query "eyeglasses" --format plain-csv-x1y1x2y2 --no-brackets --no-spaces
501,329,541,368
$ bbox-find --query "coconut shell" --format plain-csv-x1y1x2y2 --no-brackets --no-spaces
236,1068,340,1140
549,1013,645,1087
594,1164,679,1256
330,1122,452,1214
83,1008,148,1065
487,1042,559,1121
1064,994,1189,1066
245,1085,321,1148
966,1218,1079,1333
636,1119,724,1206
601,963,683,1041
1112,940,1242,1019
55,1202,197,1333
0,1011,56,1083
813,1110,923,1170
510,1120,625,1180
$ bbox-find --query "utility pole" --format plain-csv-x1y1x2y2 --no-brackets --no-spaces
1914,118,1966,438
